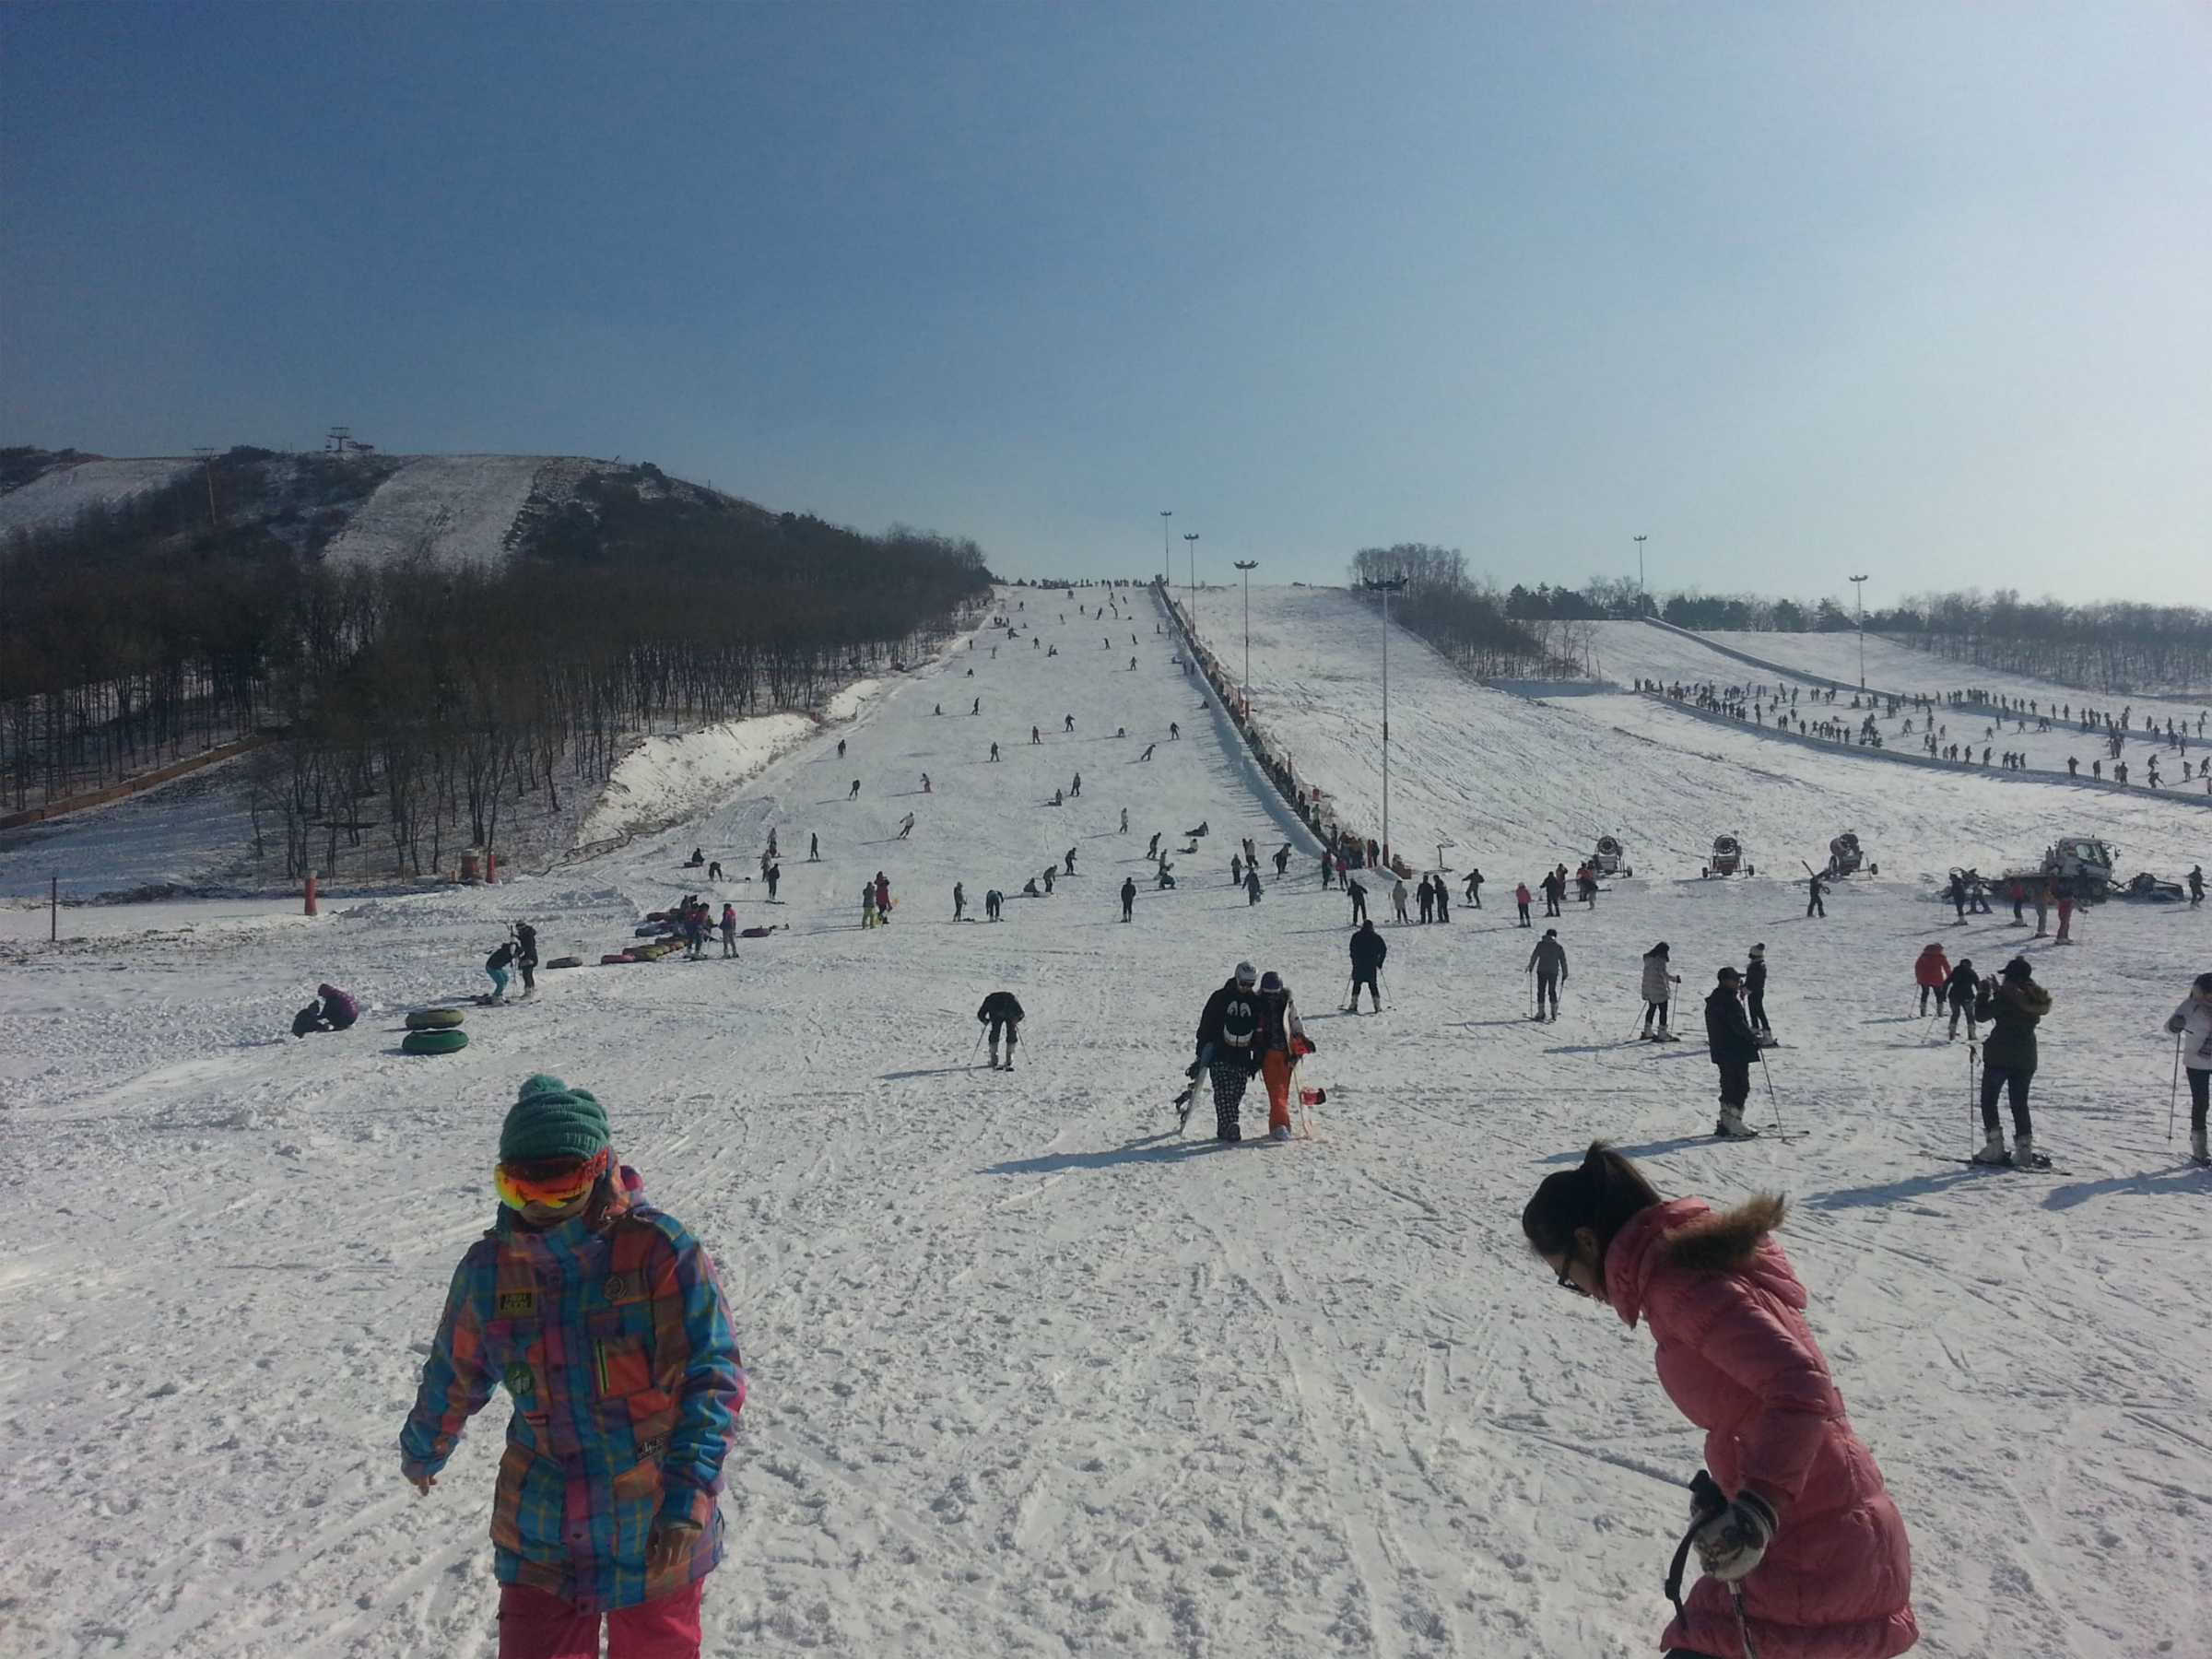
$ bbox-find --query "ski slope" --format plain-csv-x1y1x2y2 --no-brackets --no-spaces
1192,585,2209,881
318,454,548,571
0,455,194,535
4,584,2209,1658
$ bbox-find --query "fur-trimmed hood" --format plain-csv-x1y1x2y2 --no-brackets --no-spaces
1604,1194,1802,1328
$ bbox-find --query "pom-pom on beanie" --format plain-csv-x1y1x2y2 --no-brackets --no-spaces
500,1074,611,1164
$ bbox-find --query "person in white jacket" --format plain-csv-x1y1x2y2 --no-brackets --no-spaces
1639,942,1682,1041
2166,972,2212,1165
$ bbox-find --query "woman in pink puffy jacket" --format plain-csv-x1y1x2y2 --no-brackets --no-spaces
1524,1144,1917,1659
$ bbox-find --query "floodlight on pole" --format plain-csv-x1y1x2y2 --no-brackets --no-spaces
1633,534,1649,611
1159,511,1172,589
1183,533,1200,625
1849,573,1870,688
1360,574,1409,869
1233,560,1258,710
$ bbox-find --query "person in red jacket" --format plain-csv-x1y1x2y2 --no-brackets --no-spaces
1524,1145,1917,1659
1912,944,1950,1017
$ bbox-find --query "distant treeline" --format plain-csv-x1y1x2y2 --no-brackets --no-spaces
1,455,992,876
1347,549,2212,694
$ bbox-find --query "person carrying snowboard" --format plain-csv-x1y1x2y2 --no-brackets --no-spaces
1347,921,1386,1012
1526,929,1567,1021
2166,972,2212,1164
1971,957,2053,1166
1120,877,1137,922
1943,956,1981,1041
1913,943,1950,1017
977,990,1024,1070
399,1075,745,1657
1192,962,1264,1142
1640,942,1680,1040
1745,942,1772,1041
1521,1146,1919,1659
1253,969,1311,1142
1705,965,1761,1138
1806,868,1827,918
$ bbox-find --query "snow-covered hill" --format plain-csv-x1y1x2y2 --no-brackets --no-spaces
2,583,2207,1658
0,454,194,535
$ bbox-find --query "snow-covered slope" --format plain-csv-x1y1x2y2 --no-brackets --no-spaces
0,455,193,534
316,453,549,571
1719,629,2212,717
2,583,2207,1659
1194,586,2209,879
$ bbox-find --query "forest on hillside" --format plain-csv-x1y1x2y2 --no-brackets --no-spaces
0,454,992,877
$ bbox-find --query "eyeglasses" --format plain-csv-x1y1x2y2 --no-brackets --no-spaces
1554,1253,1587,1296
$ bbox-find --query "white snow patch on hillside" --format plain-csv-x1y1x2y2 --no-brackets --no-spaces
0,456,193,534
576,713,817,846
824,678,883,721
318,454,547,571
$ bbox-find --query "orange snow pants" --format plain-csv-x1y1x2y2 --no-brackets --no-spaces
1261,1051,1294,1134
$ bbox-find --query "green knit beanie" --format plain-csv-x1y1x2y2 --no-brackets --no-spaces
499,1074,611,1164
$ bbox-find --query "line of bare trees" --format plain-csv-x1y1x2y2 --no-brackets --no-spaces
1347,544,1588,678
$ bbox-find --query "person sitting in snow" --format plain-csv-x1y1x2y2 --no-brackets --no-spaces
292,982,359,1037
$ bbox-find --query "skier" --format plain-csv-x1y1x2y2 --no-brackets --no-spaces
1913,943,1950,1016
1522,1147,1919,1659
984,888,1004,921
2166,972,2212,1165
953,881,966,922
1147,831,1162,859
860,883,878,929
1947,870,1968,924
511,922,539,998
765,863,780,901
721,902,737,956
1192,962,1264,1142
1526,929,1566,1021
1639,942,1680,1040
848,779,861,801
1345,877,1370,925
484,936,517,1001
989,742,1000,762
1139,743,1156,761
1464,866,1483,908
1120,877,1136,922
1806,868,1827,918
1745,943,1772,1041
1433,875,1449,923
1514,881,1532,926
1253,970,1310,1142
1274,843,1291,877
1970,957,2053,1166
400,1075,744,1653
1705,966,1761,1138
1394,877,1412,923
1120,807,1129,834
1944,956,1981,1041
1244,868,1264,906
807,832,819,862
2190,865,2205,907
977,990,1025,1070
291,982,359,1037
1542,868,1564,918
1347,920,1386,1013
1064,846,1077,877
898,812,915,841
837,738,846,759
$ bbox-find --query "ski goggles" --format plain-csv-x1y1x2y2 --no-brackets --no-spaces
494,1148,610,1211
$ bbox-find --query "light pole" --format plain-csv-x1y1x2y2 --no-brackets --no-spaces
1183,533,1200,624
1849,573,1869,688
1360,573,1408,869
1233,559,1257,711
1159,510,1172,589
1633,534,1649,612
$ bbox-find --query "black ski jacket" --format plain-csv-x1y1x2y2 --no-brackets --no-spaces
1943,962,1980,1006
1525,937,1568,978
1745,958,1766,995
1704,983,1759,1065
1348,927,1388,972
1196,979,1263,1067
977,992,1024,1026
513,924,537,967
1974,979,2051,1072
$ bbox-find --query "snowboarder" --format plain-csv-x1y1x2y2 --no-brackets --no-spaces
978,990,1025,1069
1031,725,1041,745
721,903,737,956
1192,962,1264,1142
1254,970,1310,1141
1514,881,1532,926
898,812,915,841
1913,943,1950,1017
1526,929,1566,1020
1639,942,1680,1040
2167,972,2212,1164
291,982,359,1037
484,937,517,1001
1971,957,2053,1166
399,1075,744,1653
1806,869,1827,918
1064,847,1077,877
1347,877,1369,925
921,773,932,794
1147,831,1161,859
1120,877,1136,921
1542,868,1564,918
1244,868,1263,906
971,697,980,715
1347,921,1386,1012
1705,967,1761,1138
512,922,538,997
1745,943,1772,1041
1521,1147,1919,1659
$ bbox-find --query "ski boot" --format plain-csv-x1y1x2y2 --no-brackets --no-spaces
986,1043,999,1070
1969,1129,2009,1165
1714,1107,1759,1140
2192,1128,2209,1168
2012,1134,2047,1170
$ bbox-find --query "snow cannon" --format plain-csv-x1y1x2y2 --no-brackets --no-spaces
1827,832,1874,877
1592,835,1632,877
1703,835,1747,879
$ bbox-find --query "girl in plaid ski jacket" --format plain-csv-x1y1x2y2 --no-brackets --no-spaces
400,1076,745,1655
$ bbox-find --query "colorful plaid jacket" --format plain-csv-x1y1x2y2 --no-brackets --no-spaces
399,1167,745,1611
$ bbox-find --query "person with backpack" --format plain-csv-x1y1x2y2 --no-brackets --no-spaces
1347,921,1387,1012
484,938,517,1001
2166,972,2212,1165
1971,958,2053,1165
1521,1145,1918,1659
399,1075,745,1657
1192,962,1264,1142
1705,966,1762,1138
1745,943,1772,1041
1944,957,1981,1041
1912,943,1950,1017
1526,929,1567,1021
1640,942,1680,1040
1253,970,1312,1142
977,990,1025,1070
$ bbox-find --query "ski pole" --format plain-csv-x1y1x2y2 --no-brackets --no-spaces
2172,1031,2183,1142
971,1025,986,1063
1757,1046,1785,1135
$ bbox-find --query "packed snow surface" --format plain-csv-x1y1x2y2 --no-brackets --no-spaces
575,714,818,848
317,454,547,571
3,584,2209,1657
0,455,194,534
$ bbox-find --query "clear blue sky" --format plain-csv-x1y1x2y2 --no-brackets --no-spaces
4,2,2206,602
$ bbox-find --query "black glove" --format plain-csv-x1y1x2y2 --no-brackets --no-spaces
1185,1060,1203,1080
